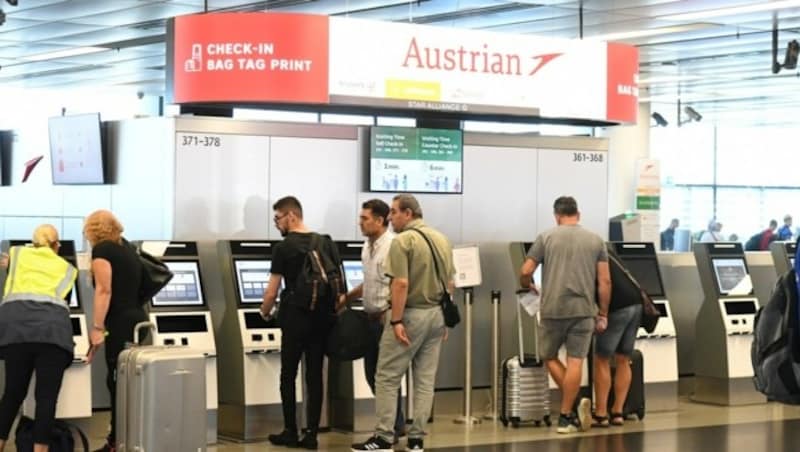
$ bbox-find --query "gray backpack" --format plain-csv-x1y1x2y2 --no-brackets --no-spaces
751,269,800,403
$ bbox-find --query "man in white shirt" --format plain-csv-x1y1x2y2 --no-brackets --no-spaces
344,199,405,441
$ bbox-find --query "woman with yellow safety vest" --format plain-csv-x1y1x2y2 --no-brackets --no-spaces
0,224,78,452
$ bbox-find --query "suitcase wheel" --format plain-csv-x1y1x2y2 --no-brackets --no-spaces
543,415,552,427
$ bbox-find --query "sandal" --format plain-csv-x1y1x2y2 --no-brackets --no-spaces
610,413,625,426
591,413,609,428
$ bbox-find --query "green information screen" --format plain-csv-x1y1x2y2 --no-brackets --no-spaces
370,126,463,193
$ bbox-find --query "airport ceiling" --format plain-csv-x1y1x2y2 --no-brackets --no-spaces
1,0,799,126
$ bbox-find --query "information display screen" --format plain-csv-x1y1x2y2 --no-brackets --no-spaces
234,259,282,304
48,113,105,185
620,258,665,298
369,126,463,194
342,260,364,291
152,261,205,307
712,258,748,295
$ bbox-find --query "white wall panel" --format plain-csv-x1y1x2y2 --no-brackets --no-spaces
461,145,538,242
409,194,463,244
2,216,63,241
62,217,86,247
269,137,359,240
109,118,175,240
174,134,270,240
62,185,112,217
536,148,609,238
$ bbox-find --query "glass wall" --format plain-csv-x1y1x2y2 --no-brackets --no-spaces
652,124,799,243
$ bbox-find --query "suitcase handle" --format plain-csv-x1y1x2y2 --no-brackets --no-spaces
133,321,156,346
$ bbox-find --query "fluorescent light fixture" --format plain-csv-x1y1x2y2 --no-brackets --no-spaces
22,46,108,62
660,0,800,21
587,23,712,41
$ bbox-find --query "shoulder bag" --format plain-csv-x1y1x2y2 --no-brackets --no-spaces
409,228,460,328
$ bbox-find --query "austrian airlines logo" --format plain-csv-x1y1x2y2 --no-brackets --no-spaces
401,37,563,76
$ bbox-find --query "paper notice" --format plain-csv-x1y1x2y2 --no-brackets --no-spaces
517,290,541,317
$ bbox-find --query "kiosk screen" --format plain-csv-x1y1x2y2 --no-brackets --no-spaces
71,317,81,336
152,261,205,306
620,258,664,297
724,301,757,315
654,302,668,318
67,284,79,308
711,258,748,295
234,259,281,304
342,260,364,291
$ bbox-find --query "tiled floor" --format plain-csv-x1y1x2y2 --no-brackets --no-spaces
9,395,797,451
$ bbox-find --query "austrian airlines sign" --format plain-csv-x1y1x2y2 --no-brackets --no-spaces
168,13,638,124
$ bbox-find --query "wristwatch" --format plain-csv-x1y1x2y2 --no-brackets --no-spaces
390,319,403,326
92,324,106,332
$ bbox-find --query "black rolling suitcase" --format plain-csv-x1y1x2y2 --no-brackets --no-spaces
607,349,645,420
499,292,551,428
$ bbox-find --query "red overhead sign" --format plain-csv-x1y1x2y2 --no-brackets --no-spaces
171,13,329,104
606,43,639,123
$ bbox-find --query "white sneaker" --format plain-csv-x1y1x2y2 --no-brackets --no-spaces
577,397,592,432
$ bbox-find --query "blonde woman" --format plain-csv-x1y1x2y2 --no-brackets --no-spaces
83,210,145,452
0,225,77,452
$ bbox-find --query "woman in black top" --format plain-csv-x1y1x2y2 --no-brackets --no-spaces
83,210,145,452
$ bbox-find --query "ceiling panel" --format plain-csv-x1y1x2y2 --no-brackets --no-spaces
0,0,798,125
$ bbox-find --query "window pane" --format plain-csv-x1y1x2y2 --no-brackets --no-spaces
717,127,800,187
651,125,714,185
659,186,713,233
716,188,764,242
762,189,799,236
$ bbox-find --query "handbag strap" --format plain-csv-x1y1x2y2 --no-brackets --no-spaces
408,228,448,295
608,252,649,299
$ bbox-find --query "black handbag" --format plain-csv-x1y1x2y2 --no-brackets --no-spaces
15,415,89,452
326,306,372,361
126,240,174,303
410,229,460,328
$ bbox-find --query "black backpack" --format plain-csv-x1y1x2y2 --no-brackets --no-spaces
15,415,89,452
745,232,763,251
752,269,800,404
288,233,343,312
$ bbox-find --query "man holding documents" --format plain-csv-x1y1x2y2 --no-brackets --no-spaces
519,196,611,434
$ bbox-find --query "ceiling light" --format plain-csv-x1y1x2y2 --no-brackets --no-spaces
660,0,800,21
586,23,712,41
21,46,109,62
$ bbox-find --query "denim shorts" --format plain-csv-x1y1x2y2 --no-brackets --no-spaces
595,304,642,358
538,317,595,360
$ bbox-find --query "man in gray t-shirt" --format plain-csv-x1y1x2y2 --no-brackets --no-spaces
519,196,611,434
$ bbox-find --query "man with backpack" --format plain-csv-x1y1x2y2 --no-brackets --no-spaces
260,196,344,450
352,194,454,452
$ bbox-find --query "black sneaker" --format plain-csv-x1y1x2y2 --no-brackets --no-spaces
556,413,580,434
351,435,393,452
295,432,318,450
268,429,299,447
406,437,424,451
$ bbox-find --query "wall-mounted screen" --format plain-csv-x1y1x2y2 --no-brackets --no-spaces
712,258,748,295
369,126,463,194
152,261,205,307
724,300,757,315
234,259,283,304
620,258,665,298
342,260,364,291
48,113,105,185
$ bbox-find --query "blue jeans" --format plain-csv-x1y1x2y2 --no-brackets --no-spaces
595,304,642,358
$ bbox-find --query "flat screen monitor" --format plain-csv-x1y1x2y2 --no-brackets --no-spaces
342,260,364,291
48,113,105,185
711,258,748,295
369,126,463,194
620,258,665,298
152,261,205,307
234,259,282,304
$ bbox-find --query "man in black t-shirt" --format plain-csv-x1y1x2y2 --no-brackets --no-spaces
260,196,343,450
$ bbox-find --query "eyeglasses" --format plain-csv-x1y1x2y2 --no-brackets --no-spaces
273,212,288,223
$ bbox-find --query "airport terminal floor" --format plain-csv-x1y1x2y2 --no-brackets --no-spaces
5,391,797,451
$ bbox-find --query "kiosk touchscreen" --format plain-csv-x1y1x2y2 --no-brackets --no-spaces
1,240,92,419
141,241,218,443
610,242,678,412
216,240,304,441
770,241,797,276
692,242,764,405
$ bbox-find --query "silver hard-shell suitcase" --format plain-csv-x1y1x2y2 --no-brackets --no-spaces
116,322,207,452
500,291,551,428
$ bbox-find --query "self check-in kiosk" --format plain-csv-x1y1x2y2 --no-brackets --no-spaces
692,242,764,405
140,240,218,443
1,239,92,419
770,241,797,276
610,242,678,412
216,240,302,441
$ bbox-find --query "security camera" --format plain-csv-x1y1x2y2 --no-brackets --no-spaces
136,91,144,100
784,40,799,70
5,1,18,6
0,10,5,26
651,112,668,127
684,106,702,122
